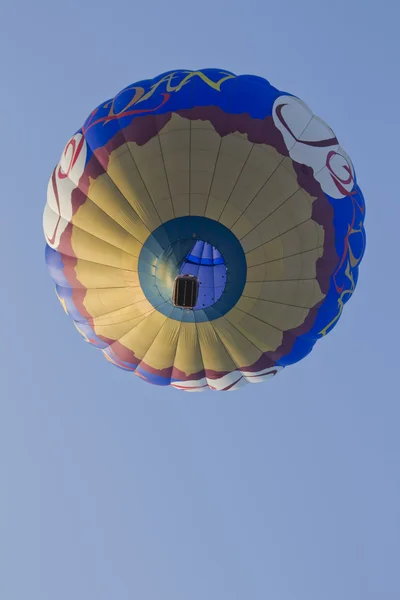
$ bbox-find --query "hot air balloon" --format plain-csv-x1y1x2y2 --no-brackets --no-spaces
43,69,366,391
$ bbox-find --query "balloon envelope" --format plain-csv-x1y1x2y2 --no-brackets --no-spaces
43,69,366,391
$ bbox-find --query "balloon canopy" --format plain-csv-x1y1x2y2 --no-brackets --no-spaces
43,69,366,391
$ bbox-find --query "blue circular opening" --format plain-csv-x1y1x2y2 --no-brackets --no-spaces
138,216,247,323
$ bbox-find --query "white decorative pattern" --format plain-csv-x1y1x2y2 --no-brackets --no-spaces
43,133,87,249
171,365,283,392
273,95,355,199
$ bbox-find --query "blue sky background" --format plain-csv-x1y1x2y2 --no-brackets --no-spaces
1,1,399,598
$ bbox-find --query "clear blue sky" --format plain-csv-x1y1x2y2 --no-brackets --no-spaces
1,1,399,599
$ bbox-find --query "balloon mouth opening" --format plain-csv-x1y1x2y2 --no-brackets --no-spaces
139,216,246,323
155,239,228,310
174,239,227,310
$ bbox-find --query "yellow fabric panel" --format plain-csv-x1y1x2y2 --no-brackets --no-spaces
242,280,264,298
116,115,223,224
278,219,324,256
74,261,140,289
203,195,226,221
245,248,323,284
190,193,211,219
92,298,153,328
125,137,175,224
159,125,190,217
173,323,204,376
196,322,238,373
241,216,280,257
87,173,150,244
245,246,266,268
72,200,142,257
219,145,283,229
189,125,221,216
212,317,263,368
191,119,220,131
246,264,269,282
83,287,144,318
70,228,138,270
269,190,315,237
225,308,283,352
106,144,163,230
267,248,323,281
114,310,169,360
205,134,253,221
236,296,309,331
231,159,309,241
140,318,182,370
244,280,324,309
245,219,324,266
93,311,154,341
161,113,190,133
239,190,315,254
